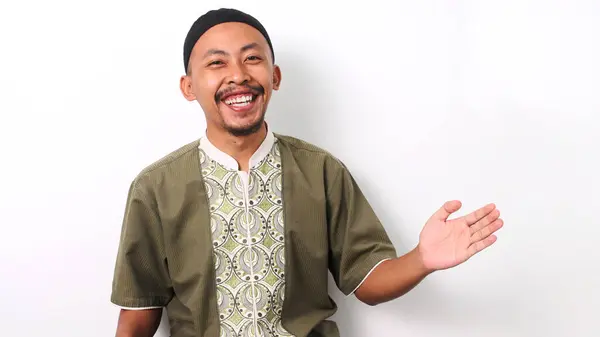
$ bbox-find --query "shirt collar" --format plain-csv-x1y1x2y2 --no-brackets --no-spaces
199,130,276,171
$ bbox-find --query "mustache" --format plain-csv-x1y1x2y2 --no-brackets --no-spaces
215,83,265,103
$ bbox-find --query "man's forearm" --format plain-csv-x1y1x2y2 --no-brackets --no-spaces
354,246,433,306
115,309,162,337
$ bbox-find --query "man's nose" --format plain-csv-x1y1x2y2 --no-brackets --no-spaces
227,61,251,84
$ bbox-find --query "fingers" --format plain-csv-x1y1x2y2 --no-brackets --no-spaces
467,234,497,258
469,208,501,235
430,200,462,222
460,203,502,259
463,203,496,226
471,217,503,244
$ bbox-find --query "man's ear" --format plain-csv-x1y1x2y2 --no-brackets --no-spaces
180,75,196,101
272,65,282,90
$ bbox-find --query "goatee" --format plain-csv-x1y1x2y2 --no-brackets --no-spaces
224,114,265,137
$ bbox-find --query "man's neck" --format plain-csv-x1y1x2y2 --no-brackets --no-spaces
206,123,268,171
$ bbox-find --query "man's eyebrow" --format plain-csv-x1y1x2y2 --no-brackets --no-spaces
202,43,263,59
240,42,260,52
203,49,228,59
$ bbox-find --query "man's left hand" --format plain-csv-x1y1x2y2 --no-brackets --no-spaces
417,200,503,272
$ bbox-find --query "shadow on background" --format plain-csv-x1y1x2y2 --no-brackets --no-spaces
263,47,339,146
264,45,511,336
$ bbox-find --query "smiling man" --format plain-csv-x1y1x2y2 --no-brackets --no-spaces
110,8,503,337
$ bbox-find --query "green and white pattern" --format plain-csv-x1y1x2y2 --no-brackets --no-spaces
200,141,294,337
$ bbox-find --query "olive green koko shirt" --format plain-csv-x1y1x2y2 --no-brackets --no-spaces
111,132,397,337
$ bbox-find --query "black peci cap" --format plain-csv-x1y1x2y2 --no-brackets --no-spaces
183,8,275,73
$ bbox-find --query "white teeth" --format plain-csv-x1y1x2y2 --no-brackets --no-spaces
225,95,253,105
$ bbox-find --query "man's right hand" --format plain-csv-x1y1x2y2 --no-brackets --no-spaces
115,308,162,337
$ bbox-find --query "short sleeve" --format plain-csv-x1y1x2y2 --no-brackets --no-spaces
110,179,173,308
326,162,397,296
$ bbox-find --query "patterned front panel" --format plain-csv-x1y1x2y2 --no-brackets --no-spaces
200,142,294,337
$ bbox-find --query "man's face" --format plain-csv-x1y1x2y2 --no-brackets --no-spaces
181,22,281,137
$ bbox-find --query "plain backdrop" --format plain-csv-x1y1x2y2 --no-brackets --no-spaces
1,0,598,336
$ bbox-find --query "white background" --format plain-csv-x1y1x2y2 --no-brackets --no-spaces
1,0,598,336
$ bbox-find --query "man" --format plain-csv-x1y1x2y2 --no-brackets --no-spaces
110,8,503,337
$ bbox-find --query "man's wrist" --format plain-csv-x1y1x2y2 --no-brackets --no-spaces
412,244,436,276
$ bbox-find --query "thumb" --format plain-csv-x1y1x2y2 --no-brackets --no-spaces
430,200,462,222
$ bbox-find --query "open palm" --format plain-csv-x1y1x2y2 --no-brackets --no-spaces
418,200,503,271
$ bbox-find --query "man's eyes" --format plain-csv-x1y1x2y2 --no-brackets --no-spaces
206,55,262,67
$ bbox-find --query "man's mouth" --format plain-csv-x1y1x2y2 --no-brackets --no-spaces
222,93,257,108
219,92,260,113
216,84,264,113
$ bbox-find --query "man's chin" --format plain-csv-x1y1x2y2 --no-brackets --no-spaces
222,119,265,137
217,107,265,137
